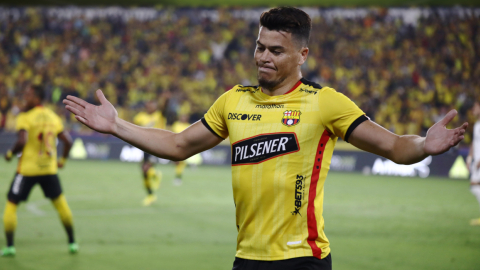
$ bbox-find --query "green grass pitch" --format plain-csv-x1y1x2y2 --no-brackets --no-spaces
0,159,479,270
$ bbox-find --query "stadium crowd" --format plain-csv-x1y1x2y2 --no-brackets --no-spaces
0,7,478,144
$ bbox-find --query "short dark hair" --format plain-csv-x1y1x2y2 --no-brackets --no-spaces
31,85,45,101
259,7,312,47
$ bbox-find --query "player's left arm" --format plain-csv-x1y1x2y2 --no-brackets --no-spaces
348,110,468,165
57,131,73,168
5,130,27,161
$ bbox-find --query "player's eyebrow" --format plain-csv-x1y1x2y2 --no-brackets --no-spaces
256,41,285,51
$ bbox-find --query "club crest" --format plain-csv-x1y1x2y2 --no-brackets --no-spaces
281,110,301,127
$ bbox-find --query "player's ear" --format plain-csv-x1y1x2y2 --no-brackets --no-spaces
298,47,309,66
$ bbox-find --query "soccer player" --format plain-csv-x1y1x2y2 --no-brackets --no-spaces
170,115,190,186
2,85,78,257
64,7,468,269
133,100,165,206
467,100,480,226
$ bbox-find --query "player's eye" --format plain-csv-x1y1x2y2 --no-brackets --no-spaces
272,51,281,55
256,46,265,52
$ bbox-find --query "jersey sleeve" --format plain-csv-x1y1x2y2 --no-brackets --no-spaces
318,87,366,142
15,113,29,131
133,113,142,126
202,91,229,139
155,113,167,129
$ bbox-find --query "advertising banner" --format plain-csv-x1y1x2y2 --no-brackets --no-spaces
0,133,469,178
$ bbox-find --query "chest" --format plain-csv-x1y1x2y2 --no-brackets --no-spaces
225,94,322,132
225,94,326,161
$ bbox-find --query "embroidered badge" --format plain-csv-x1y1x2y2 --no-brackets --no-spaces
281,110,301,127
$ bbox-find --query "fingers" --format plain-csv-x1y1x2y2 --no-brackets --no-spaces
96,89,108,105
439,109,457,126
64,99,87,115
65,104,86,119
64,95,89,108
75,115,88,125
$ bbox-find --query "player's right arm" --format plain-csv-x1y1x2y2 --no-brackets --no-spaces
63,90,223,161
57,131,73,168
5,130,27,161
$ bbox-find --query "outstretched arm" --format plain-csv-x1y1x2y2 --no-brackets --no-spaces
63,90,223,161
57,131,73,168
349,110,468,165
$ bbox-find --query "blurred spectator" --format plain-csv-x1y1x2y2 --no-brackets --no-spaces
0,7,478,144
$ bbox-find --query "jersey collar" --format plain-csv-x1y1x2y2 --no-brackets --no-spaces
283,80,302,95
259,79,302,97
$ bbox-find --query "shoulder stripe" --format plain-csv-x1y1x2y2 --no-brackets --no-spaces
300,78,322,89
201,118,224,140
344,115,369,143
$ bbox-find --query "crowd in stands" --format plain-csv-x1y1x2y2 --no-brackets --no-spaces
0,7,478,144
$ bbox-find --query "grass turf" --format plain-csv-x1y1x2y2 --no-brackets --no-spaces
0,159,479,269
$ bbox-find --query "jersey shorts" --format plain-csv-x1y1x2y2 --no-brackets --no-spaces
7,174,63,203
232,253,332,270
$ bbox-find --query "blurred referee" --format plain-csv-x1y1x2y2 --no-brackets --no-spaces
64,7,467,270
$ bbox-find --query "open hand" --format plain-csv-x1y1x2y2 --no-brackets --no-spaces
424,110,468,156
63,90,118,135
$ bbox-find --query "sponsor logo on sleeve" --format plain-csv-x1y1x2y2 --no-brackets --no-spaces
281,110,301,127
299,88,318,95
236,86,259,93
231,132,300,165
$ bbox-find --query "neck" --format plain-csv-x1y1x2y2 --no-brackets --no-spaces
27,103,42,111
261,71,302,96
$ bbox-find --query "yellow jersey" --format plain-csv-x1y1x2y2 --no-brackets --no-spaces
15,106,64,176
133,111,166,129
171,121,190,133
203,79,366,261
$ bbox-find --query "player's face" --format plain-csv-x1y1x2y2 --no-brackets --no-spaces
23,87,37,110
254,27,307,90
145,101,157,114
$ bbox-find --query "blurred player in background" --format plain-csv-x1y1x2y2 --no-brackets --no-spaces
64,7,468,269
171,115,190,186
467,100,480,226
2,85,78,257
133,100,165,206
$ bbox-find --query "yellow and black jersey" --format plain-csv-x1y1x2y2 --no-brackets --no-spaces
202,78,366,261
15,106,64,176
133,111,166,129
